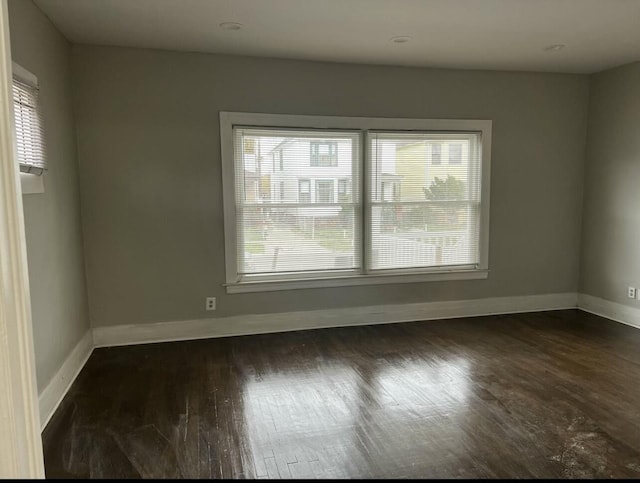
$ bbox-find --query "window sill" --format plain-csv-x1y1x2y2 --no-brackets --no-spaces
225,269,489,293
20,173,44,195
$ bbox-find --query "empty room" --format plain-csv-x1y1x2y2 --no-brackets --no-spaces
1,0,640,479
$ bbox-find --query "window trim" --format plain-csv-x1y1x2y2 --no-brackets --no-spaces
220,112,492,293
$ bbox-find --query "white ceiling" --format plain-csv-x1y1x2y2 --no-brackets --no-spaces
34,0,640,74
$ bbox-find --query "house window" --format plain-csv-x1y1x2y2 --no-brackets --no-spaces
12,63,46,194
221,112,491,292
299,179,311,203
392,183,401,201
316,180,335,203
449,143,462,164
431,144,441,165
338,178,350,202
310,141,338,167
279,150,284,171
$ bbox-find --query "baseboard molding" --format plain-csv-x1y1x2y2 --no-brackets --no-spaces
93,292,578,348
38,330,93,431
577,293,640,329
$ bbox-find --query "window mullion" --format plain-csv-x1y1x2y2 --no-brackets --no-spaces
362,130,370,275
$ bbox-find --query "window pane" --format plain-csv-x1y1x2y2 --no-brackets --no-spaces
234,127,360,276
238,206,358,274
369,132,481,270
370,133,479,203
370,203,480,270
12,78,46,171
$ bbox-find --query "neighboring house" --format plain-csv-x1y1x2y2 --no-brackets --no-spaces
395,139,471,199
245,137,470,206
246,137,356,224
268,138,353,206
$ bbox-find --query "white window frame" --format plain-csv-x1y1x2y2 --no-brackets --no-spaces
12,62,44,195
220,112,492,293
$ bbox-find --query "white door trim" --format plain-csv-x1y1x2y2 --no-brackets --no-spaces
0,0,45,477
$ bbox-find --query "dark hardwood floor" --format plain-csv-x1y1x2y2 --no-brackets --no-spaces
43,309,640,478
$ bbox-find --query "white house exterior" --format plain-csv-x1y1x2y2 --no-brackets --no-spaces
261,137,355,222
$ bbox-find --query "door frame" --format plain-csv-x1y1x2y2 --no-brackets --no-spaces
0,0,45,477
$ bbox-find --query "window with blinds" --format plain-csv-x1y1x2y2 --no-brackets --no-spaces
233,127,361,277
12,72,46,175
369,132,481,271
221,113,491,291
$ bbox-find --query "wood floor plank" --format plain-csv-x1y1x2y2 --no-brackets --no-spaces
42,309,640,478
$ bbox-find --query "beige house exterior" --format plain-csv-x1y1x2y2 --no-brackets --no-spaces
395,139,471,199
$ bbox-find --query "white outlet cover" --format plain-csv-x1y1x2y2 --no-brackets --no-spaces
206,297,216,310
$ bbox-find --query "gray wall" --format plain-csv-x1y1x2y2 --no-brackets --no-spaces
71,45,589,328
580,62,640,306
8,0,89,391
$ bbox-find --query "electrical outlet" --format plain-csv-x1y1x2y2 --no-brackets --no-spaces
628,287,636,299
205,297,216,311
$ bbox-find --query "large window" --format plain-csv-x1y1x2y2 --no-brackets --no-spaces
221,113,491,293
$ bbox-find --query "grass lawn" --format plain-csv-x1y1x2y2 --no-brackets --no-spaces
244,229,265,254
245,242,265,254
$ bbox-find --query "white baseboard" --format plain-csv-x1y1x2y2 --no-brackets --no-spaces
577,293,640,329
38,330,93,430
93,292,578,348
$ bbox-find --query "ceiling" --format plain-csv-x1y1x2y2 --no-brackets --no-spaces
34,0,640,74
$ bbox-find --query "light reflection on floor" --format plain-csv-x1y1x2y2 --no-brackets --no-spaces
240,353,472,478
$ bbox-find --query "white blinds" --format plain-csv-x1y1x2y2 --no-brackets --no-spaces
12,77,46,174
233,127,361,277
368,132,482,271
230,124,484,281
